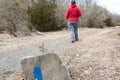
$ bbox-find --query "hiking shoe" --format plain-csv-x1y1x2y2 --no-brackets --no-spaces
75,39,79,41
71,41,75,43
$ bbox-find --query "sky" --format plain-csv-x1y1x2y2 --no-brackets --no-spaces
98,0,120,15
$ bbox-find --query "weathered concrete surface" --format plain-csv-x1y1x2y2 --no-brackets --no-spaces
0,38,72,73
0,44,42,72
20,54,70,80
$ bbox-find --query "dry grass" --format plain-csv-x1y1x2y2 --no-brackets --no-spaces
59,28,120,80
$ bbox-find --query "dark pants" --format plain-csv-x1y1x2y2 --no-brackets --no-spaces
68,22,78,41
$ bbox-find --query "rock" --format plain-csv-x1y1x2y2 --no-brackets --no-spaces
36,31,45,35
20,56,37,80
20,54,70,80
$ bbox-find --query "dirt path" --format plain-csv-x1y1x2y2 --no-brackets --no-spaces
0,27,120,80
0,28,99,73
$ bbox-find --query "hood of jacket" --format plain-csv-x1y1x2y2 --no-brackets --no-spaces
69,5,77,16
71,5,77,8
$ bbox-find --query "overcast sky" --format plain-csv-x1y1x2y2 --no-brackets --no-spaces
98,0,120,14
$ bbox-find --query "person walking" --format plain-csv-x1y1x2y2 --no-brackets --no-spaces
66,0,82,43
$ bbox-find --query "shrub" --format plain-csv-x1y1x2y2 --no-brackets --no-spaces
55,0,70,30
118,33,120,36
0,0,31,36
104,16,117,27
80,4,107,28
0,27,5,33
27,0,58,32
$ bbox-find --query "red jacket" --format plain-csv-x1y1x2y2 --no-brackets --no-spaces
66,5,82,22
